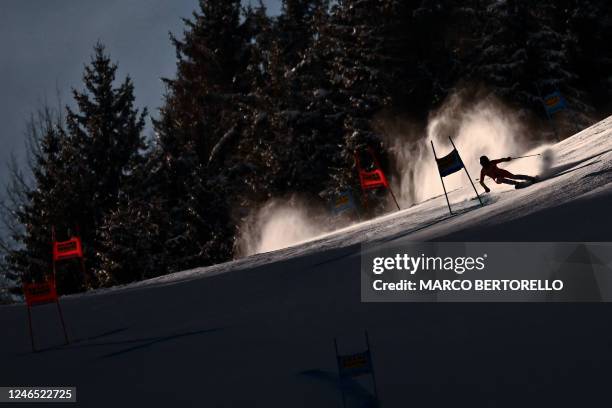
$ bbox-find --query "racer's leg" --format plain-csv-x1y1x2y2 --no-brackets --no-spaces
501,169,536,182
495,177,518,185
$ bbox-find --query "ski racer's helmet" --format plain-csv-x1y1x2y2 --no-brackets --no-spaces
479,155,490,166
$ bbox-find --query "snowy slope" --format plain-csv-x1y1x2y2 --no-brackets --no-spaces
1,115,612,407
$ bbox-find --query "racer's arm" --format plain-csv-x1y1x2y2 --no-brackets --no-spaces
490,157,512,165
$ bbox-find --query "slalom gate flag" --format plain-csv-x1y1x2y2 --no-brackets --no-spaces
332,191,357,215
355,149,390,190
53,237,84,262
337,351,373,378
436,149,464,177
23,279,58,307
23,274,70,351
543,91,567,115
358,168,389,190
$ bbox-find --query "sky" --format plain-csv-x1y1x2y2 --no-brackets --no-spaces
0,0,281,192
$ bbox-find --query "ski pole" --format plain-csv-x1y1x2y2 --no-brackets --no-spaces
512,154,541,160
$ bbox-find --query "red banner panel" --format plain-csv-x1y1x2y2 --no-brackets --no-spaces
355,149,390,191
359,168,389,190
53,237,84,262
23,279,58,307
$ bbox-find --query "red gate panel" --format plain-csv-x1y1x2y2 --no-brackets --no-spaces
355,149,390,190
53,237,84,262
359,168,389,190
23,279,58,307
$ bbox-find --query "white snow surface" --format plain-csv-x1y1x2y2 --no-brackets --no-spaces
1,115,612,407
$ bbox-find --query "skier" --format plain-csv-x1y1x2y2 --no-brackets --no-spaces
479,156,537,192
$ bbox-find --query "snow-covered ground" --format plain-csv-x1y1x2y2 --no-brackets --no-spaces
1,116,612,407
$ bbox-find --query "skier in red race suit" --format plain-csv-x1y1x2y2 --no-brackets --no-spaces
479,156,537,192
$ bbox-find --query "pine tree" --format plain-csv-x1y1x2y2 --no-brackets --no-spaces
149,0,254,272
0,106,75,293
96,154,166,284
0,276,10,304
300,0,406,206
564,0,612,111
470,0,581,116
277,0,328,67
239,0,336,198
406,0,484,110
1,44,147,294
60,43,147,290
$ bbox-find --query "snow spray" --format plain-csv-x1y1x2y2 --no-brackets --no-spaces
240,93,554,256
390,93,544,205
236,198,332,256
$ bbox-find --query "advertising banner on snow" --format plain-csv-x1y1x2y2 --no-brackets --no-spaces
331,190,357,216
543,91,567,115
337,351,373,378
